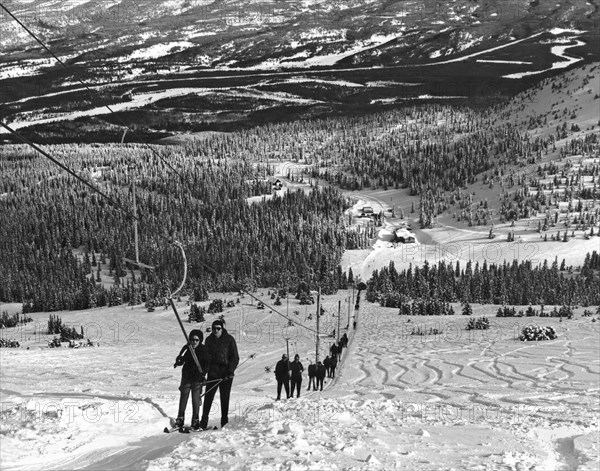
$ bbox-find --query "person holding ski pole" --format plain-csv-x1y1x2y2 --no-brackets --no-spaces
173,329,206,430
199,319,239,429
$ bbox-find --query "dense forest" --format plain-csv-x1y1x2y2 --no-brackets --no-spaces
0,144,359,312
366,252,600,308
178,101,596,232
1,79,598,312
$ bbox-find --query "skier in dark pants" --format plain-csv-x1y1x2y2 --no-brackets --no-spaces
275,354,290,400
289,354,304,398
316,361,326,391
307,362,316,391
199,320,239,429
324,355,331,378
331,343,342,359
173,329,206,429
330,353,338,379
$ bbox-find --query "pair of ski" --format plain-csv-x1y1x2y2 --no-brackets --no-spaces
164,424,218,434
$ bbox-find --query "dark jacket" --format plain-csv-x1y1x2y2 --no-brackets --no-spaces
323,356,331,368
289,360,304,379
308,363,316,377
175,344,206,382
331,354,338,368
316,363,326,379
275,359,290,381
204,328,239,379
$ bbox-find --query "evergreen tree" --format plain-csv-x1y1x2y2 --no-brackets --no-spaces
462,302,473,316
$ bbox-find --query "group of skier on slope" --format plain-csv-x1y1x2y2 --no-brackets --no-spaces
173,319,349,429
274,333,349,400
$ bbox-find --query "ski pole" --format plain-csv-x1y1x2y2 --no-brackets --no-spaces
238,353,256,369
199,378,224,400
197,355,255,398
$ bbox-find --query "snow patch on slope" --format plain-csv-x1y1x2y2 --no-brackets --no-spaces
252,31,404,69
118,41,196,62
504,38,585,79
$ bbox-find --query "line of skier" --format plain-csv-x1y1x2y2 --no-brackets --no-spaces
173,322,350,429
274,332,349,399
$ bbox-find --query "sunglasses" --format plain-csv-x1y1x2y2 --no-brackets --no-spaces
213,327,222,331
191,338,200,342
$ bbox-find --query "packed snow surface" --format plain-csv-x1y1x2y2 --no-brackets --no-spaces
1,289,598,470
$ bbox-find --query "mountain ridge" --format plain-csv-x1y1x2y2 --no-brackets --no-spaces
0,1,598,140
1,0,598,69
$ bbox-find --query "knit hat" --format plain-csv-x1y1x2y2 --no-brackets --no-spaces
189,329,203,342
212,319,225,330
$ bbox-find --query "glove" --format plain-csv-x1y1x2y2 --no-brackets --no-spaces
226,371,235,378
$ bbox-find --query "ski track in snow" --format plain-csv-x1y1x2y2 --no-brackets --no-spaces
1,296,599,470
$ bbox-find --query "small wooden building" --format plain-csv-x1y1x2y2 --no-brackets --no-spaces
361,206,374,217
394,228,416,244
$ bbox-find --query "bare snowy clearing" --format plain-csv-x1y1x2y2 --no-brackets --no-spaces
341,188,600,281
1,294,598,470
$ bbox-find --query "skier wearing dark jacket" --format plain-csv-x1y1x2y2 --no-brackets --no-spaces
289,354,304,398
199,320,239,429
275,354,290,400
324,355,331,378
307,362,317,391
330,353,338,378
316,361,326,391
173,329,206,429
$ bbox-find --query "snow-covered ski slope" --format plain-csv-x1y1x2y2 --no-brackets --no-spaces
1,292,598,470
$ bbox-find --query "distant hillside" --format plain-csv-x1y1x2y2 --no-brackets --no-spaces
500,61,599,140
1,0,598,72
0,1,598,142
